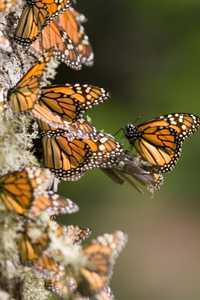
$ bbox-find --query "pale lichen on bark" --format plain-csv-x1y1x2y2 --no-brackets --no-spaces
22,273,53,300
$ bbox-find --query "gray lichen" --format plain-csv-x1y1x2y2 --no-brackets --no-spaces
22,272,53,300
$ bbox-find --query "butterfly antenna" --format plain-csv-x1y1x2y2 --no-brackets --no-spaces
133,114,143,124
114,127,123,135
114,127,125,138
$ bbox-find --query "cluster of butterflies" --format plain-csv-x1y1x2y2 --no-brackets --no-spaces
6,50,200,187
2,0,198,187
0,166,127,299
1,0,93,69
0,1,200,299
35,230,127,299
6,50,124,181
0,0,127,182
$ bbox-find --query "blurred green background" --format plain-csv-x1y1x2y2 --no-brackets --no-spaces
56,1,200,300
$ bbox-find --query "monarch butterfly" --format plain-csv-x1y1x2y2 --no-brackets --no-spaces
28,191,79,220
0,0,16,12
78,231,127,297
39,121,123,180
14,0,71,45
49,222,91,245
124,113,200,173
66,225,91,244
18,229,49,265
31,18,81,70
8,54,51,113
42,231,127,298
35,225,91,277
0,168,51,215
35,253,65,279
32,83,109,127
58,7,94,66
78,244,113,296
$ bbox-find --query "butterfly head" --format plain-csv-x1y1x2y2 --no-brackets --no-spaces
124,123,139,144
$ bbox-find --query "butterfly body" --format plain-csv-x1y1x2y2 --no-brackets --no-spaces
124,123,141,144
124,113,200,173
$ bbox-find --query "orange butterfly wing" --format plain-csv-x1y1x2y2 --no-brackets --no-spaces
0,168,50,215
8,54,51,112
39,122,122,180
31,19,81,70
15,0,71,45
137,113,200,140
29,191,78,219
50,223,91,244
58,7,94,66
32,83,109,125
126,113,200,172
0,170,33,215
0,0,16,11
35,231,126,298
78,231,127,297
135,127,179,170
18,234,39,264
79,244,112,296
35,253,64,278
18,232,49,265
42,133,94,179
